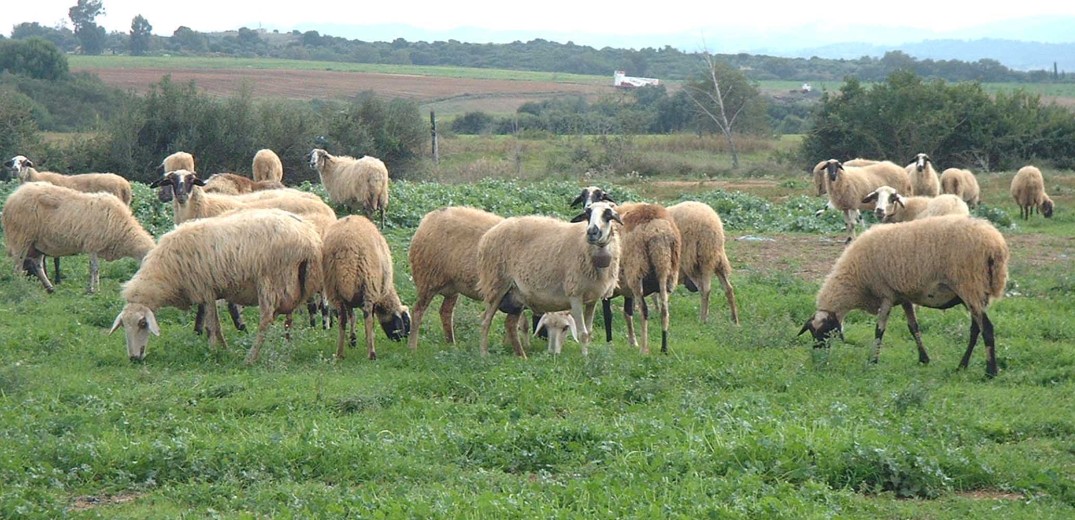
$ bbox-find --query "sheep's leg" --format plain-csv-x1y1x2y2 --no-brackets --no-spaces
601,298,614,343
901,302,930,364
623,296,638,350
571,299,589,356
364,308,377,360
659,282,671,355
335,305,350,359
638,293,651,355
52,256,62,285
718,272,739,325
26,249,55,293
960,310,997,378
504,312,526,358
519,311,531,352
194,305,206,335
407,291,433,351
244,307,274,364
699,275,712,325
86,253,99,294
870,300,895,364
843,209,857,243
204,302,228,351
478,301,500,356
227,303,246,332
307,299,319,328
439,294,459,344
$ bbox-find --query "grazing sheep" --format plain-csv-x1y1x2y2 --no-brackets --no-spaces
905,153,941,197
666,201,740,325
252,148,284,183
940,168,981,208
110,208,324,363
862,186,970,223
407,206,505,351
818,159,913,242
203,173,285,196
306,148,389,227
477,201,622,357
799,215,1009,377
1010,165,1055,220
156,151,195,202
534,311,578,355
3,182,154,294
321,215,410,360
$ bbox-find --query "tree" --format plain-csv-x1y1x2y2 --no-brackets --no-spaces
129,15,152,56
171,26,206,53
68,0,107,55
0,38,69,80
683,52,769,168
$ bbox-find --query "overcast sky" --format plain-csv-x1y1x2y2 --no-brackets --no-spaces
6,1,1075,49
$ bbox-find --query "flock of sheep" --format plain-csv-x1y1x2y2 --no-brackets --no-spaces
0,148,1061,377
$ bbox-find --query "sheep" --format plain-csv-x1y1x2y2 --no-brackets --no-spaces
939,168,981,208
862,186,970,223
571,186,616,208
321,215,411,360
534,311,578,355
110,208,324,364
818,159,913,242
2,182,155,294
306,148,389,228
477,201,622,357
811,158,878,197
252,148,284,183
606,202,681,354
905,153,941,197
203,173,285,196
666,201,740,325
798,215,1009,377
156,151,195,203
1010,165,1055,220
407,206,506,351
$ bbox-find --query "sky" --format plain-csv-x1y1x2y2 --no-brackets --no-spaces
5,1,1075,51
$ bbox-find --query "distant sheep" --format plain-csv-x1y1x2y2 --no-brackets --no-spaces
110,208,324,363
252,148,284,183
939,168,981,208
818,159,912,242
666,201,739,325
321,215,411,360
799,215,1009,377
905,153,940,197
203,173,285,196
1010,165,1055,220
534,311,578,355
477,201,622,357
307,148,389,227
3,182,154,294
862,186,970,223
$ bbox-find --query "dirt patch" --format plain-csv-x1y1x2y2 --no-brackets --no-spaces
957,490,1025,501
69,492,141,511
726,233,847,282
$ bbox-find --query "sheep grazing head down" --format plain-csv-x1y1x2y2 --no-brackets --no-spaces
861,185,903,221
1042,199,1055,218
535,311,579,355
377,305,412,342
149,170,205,204
109,303,161,361
798,310,842,348
570,186,616,209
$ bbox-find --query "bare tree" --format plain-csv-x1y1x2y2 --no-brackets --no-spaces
684,51,762,169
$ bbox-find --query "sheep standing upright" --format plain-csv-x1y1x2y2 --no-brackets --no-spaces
3,182,155,294
1010,165,1055,220
819,159,912,242
110,209,324,363
477,201,622,357
612,202,681,354
940,168,981,208
321,215,410,360
307,148,389,227
799,215,1009,377
905,153,941,197
666,201,739,325
252,148,284,183
157,151,195,202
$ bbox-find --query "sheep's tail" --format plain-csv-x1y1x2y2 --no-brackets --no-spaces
985,251,1007,304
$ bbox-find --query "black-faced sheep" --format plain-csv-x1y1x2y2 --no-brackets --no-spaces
939,168,981,208
666,201,739,325
862,186,970,223
252,148,284,184
2,182,155,294
571,186,616,208
799,215,1009,377
156,151,195,203
307,148,389,227
477,201,622,357
1010,165,1055,220
110,208,324,364
818,159,913,242
534,311,578,355
321,215,410,360
905,153,940,197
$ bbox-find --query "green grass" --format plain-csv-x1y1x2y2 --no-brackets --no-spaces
1,169,1074,517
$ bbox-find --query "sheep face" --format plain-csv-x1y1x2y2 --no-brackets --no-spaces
822,159,843,183
535,311,578,355
109,304,161,361
377,305,412,341
306,148,330,171
150,170,205,204
798,311,842,348
913,153,931,172
570,186,616,208
570,201,622,247
6,155,32,181
861,186,901,221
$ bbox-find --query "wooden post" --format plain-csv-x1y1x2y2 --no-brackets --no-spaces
430,110,439,164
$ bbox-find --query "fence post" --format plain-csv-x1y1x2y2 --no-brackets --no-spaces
430,110,439,164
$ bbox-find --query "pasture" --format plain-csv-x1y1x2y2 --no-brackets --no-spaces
1,163,1073,517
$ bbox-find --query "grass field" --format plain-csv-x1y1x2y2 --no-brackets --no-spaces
1,157,1073,517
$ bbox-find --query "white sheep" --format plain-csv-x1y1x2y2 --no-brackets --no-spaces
110,208,324,364
156,151,195,202
818,159,913,242
666,201,739,325
799,215,1009,377
252,148,284,183
534,311,579,355
307,148,389,227
905,153,941,196
862,186,970,223
939,168,981,208
2,182,155,294
611,202,681,354
321,215,410,360
1010,165,1055,220
477,201,622,357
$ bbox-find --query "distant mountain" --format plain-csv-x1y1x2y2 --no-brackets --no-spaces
791,39,1075,72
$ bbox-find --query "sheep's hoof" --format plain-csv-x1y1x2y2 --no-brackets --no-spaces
368,352,377,361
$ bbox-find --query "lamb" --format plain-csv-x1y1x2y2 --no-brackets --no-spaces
307,148,389,227
157,151,195,202
534,311,578,355
1010,165,1055,220
798,215,1009,377
818,159,913,242
321,215,411,360
109,208,324,364
2,182,155,294
252,148,284,183
477,201,622,357
862,186,970,223
666,201,740,325
203,173,285,196
939,168,981,208
905,153,941,196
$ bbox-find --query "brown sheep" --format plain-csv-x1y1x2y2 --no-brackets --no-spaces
252,148,284,183
939,168,981,208
203,173,285,196
666,201,740,325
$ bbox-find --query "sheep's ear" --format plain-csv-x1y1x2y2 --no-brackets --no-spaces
893,195,905,208
797,320,813,336
147,177,167,188
603,193,617,204
192,177,207,186
145,311,161,336
23,159,33,168
570,191,586,208
607,209,623,225
534,314,548,336
569,208,591,223
566,315,579,343
109,313,124,335
862,191,879,204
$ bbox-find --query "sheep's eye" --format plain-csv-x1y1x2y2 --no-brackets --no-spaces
138,318,148,329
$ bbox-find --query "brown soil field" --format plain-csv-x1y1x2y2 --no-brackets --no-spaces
75,67,614,115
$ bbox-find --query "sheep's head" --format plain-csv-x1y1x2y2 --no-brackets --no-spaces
149,170,205,204
535,311,578,355
1042,197,1055,218
913,153,931,172
861,185,902,221
823,159,844,183
571,200,622,248
798,310,843,348
377,304,411,341
110,303,161,361
306,148,330,171
5,155,33,181
811,160,830,196
570,186,616,209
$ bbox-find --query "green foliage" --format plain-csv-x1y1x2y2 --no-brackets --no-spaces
10,23,78,53
0,70,125,132
0,38,69,81
129,15,153,57
0,88,43,168
68,0,107,56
